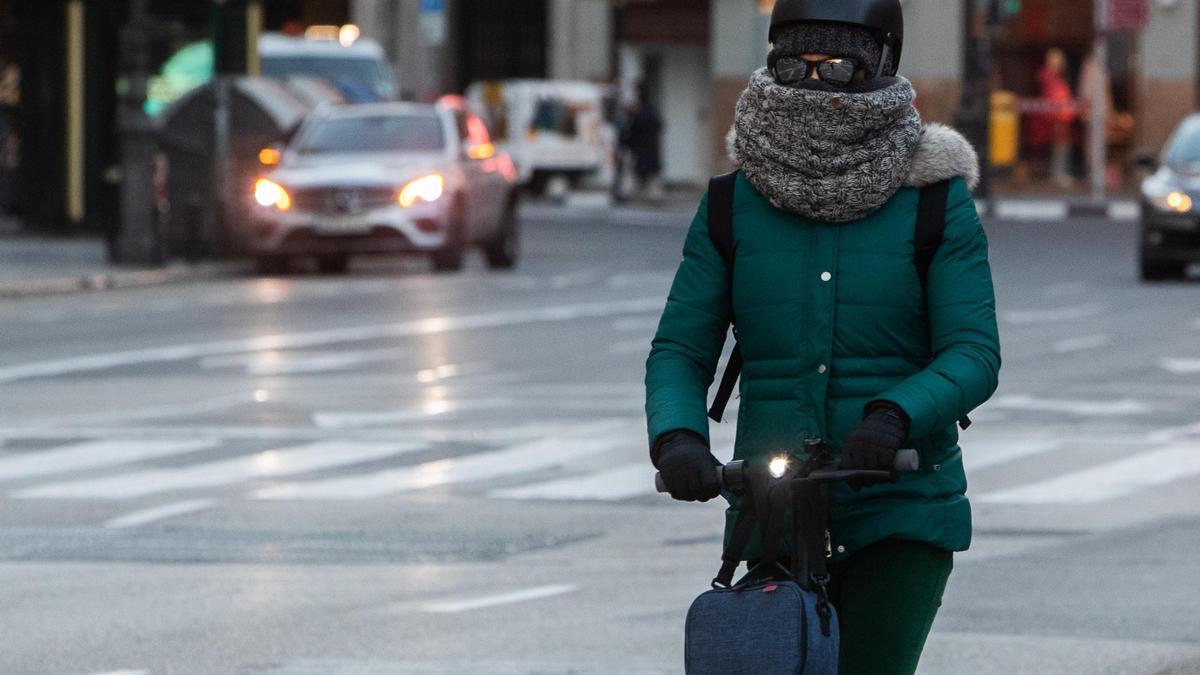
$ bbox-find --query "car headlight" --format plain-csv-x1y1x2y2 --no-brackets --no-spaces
1147,191,1193,214
397,174,445,208
254,178,291,211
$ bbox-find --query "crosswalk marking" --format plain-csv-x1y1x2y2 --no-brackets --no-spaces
1001,304,1105,325
12,441,426,499
313,398,516,429
416,584,578,614
490,464,654,501
979,444,1200,505
201,348,406,375
0,439,219,481
986,395,1150,416
965,439,1062,471
1160,358,1200,375
1052,334,1111,353
253,423,633,500
104,499,218,528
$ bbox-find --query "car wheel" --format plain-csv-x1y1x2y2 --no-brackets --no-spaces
484,199,520,270
316,255,350,275
1140,254,1187,281
431,200,466,273
255,255,291,276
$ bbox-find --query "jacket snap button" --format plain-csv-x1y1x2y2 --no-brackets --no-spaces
836,545,846,554
818,364,827,374
820,272,832,282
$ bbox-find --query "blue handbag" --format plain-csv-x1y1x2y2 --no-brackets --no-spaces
683,459,840,674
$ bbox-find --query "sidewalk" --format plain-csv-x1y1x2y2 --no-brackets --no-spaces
536,190,1142,224
0,221,244,299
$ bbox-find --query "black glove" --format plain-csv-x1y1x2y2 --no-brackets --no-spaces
651,430,722,502
839,402,910,483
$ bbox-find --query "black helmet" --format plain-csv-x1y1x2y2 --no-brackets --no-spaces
770,0,904,76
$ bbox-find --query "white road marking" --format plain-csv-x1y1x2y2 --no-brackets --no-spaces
1044,281,1088,298
608,339,650,355
313,398,516,429
985,395,1150,416
1160,358,1200,375
1148,421,1200,444
994,201,1069,221
253,422,633,500
104,499,218,528
1001,304,1106,325
1052,334,1112,353
0,298,664,384
612,316,660,332
979,444,1200,504
0,439,219,481
5,393,252,429
1107,201,1141,221
13,441,425,499
489,463,654,501
80,670,150,675
608,272,674,290
965,439,1063,471
417,584,578,614
201,348,406,375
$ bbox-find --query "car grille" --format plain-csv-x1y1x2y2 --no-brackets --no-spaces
290,187,397,214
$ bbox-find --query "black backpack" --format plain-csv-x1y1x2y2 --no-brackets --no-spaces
704,172,968,430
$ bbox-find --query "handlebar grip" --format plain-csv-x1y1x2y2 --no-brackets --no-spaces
894,449,920,473
655,464,726,494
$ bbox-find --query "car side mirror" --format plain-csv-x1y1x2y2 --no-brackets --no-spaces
1134,151,1159,172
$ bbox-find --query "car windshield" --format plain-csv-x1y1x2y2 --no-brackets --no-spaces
262,56,393,102
295,115,446,155
1164,117,1200,167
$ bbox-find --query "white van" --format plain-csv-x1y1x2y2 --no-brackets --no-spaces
258,33,396,103
465,80,616,195
146,31,397,116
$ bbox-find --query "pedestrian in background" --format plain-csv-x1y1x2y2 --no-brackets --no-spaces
622,84,664,204
645,1,1001,673
1039,48,1076,188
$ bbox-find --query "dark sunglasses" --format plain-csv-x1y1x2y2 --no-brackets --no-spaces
769,55,862,87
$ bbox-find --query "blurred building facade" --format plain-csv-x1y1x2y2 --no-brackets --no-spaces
1,0,1198,236
0,0,350,236
352,0,1198,189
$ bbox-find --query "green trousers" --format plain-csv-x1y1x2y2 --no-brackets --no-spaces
827,539,954,675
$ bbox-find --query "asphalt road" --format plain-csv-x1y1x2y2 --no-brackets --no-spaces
0,199,1198,675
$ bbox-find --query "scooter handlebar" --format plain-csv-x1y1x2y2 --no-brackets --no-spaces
654,449,919,494
654,463,728,494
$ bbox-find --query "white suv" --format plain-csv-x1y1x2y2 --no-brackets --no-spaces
250,101,520,274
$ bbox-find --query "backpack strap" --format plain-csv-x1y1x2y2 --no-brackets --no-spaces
916,180,973,431
706,171,741,424
914,180,951,292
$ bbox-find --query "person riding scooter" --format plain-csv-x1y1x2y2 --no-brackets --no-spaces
645,1,1001,673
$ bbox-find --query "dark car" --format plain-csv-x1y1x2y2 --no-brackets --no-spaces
1140,114,1200,280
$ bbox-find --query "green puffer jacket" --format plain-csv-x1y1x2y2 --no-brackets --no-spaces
644,171,1000,563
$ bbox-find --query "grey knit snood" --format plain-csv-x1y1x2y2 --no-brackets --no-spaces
729,68,922,223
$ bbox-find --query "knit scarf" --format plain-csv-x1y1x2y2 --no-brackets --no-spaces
729,68,923,223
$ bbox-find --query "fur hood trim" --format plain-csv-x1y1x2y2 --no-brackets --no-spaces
726,121,980,191
906,123,980,190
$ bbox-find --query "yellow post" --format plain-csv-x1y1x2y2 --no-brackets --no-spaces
989,90,1020,168
65,0,85,224
246,1,263,76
